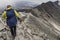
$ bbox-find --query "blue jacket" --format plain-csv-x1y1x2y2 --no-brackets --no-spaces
6,9,17,27
2,8,19,27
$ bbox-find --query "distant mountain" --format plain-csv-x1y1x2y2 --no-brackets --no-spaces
14,1,39,9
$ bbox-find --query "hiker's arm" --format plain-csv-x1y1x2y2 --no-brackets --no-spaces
2,11,6,18
1,11,7,26
14,10,19,17
14,10,23,22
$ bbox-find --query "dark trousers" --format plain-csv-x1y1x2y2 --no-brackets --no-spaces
9,26,16,37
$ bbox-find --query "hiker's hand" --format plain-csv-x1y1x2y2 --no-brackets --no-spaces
18,17,23,22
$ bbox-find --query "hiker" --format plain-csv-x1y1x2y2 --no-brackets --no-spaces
2,5,20,38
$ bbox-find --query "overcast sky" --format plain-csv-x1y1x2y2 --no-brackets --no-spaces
0,0,57,8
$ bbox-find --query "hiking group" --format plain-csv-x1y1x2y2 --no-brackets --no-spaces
1,5,22,38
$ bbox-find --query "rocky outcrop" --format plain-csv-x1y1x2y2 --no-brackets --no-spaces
15,13,60,40
0,1,60,40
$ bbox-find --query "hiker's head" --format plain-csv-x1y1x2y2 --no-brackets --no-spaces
7,5,12,9
7,5,12,8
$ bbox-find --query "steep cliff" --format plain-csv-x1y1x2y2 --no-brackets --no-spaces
0,1,60,40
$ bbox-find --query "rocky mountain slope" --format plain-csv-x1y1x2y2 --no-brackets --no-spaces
0,1,60,40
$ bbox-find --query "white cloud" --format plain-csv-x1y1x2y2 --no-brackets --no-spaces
27,0,57,4
0,0,14,8
0,0,57,5
0,0,57,8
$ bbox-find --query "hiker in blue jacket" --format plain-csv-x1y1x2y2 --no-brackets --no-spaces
2,5,20,38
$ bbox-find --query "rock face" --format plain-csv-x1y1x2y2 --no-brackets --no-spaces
0,1,60,40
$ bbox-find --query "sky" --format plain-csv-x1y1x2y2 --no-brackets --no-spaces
0,0,57,9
